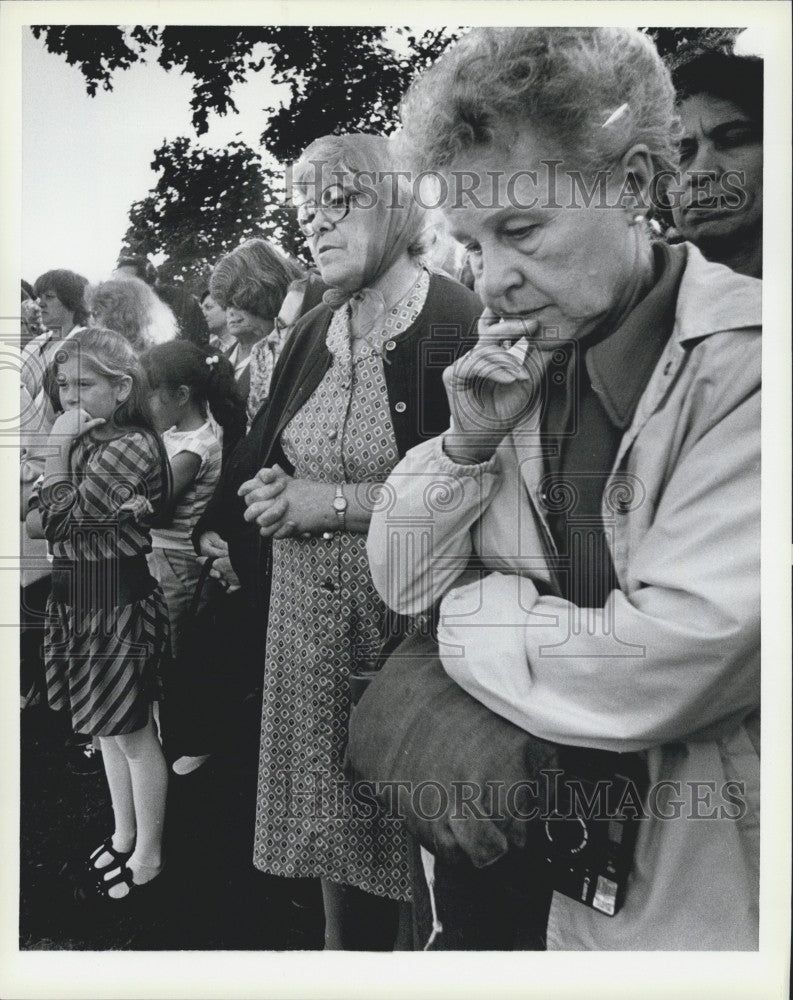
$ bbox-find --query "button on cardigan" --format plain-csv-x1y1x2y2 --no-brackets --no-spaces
193,271,482,605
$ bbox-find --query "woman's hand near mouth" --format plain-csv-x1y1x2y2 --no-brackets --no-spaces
441,309,542,465
478,307,541,350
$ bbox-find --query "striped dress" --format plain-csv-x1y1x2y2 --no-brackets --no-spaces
40,430,170,737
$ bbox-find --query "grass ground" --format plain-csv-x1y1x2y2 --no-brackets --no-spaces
19,705,325,950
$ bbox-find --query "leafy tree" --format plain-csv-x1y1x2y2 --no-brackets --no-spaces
31,25,744,150
257,27,459,161
31,26,460,159
643,27,742,68
32,26,461,278
120,138,309,283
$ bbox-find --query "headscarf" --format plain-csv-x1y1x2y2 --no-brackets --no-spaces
292,134,428,331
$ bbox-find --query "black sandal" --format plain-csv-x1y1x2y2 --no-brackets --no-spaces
85,838,133,874
75,861,164,906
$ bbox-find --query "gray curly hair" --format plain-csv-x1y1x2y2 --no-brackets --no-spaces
399,27,680,177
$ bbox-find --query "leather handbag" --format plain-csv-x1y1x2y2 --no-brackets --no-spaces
346,628,648,915
346,628,558,868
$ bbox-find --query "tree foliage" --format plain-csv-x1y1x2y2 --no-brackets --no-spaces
120,138,309,284
643,27,742,69
31,26,460,159
30,26,158,96
32,25,461,278
31,25,744,146
32,25,745,281
257,27,459,161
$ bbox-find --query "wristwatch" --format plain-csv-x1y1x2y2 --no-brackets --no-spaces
333,484,348,530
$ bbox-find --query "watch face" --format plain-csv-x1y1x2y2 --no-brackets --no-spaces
333,496,347,513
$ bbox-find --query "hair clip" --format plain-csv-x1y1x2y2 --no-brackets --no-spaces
205,354,220,367
601,103,629,128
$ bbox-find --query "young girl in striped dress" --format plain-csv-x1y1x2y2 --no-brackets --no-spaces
25,327,172,903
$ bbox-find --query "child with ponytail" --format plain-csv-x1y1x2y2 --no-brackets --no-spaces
140,341,245,775
25,327,171,904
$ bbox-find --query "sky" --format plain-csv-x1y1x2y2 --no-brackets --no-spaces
21,29,287,284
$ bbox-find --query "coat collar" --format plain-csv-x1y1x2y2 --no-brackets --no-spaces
672,242,761,344
610,241,761,472
518,241,762,506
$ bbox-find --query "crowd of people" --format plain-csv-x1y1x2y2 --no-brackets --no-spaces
20,28,762,951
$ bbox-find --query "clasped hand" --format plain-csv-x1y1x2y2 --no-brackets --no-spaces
238,465,329,539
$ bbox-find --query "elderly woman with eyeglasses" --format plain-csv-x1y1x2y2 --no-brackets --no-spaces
194,133,481,948
365,28,761,951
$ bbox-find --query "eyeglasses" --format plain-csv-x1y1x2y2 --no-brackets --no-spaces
295,185,356,237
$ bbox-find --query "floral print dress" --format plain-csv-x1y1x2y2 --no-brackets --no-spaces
252,269,430,901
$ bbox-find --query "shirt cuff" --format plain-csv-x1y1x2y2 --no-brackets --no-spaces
436,433,500,476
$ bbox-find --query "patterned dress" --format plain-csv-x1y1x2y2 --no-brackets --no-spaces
40,430,170,737
247,323,288,429
253,269,430,902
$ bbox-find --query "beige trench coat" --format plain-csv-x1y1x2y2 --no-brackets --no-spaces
367,244,761,950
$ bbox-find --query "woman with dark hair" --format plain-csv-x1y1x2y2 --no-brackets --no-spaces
23,274,176,522
244,270,329,430
200,291,235,354
22,269,89,406
34,269,90,333
667,51,763,277
195,133,481,949
21,271,93,727
208,238,303,418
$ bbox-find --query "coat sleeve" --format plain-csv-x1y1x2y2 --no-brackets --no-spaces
39,433,157,545
367,433,502,614
437,364,761,753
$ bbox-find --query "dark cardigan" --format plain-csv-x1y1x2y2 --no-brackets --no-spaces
193,271,482,605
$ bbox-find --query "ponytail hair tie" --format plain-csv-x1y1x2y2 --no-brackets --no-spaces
205,354,220,367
